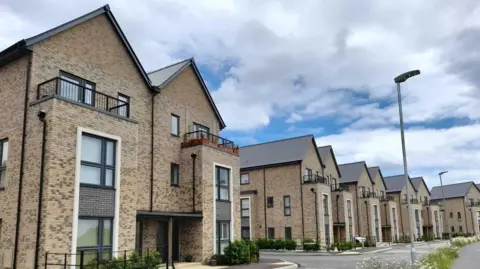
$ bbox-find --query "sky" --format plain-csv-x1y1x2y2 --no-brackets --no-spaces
1,0,480,188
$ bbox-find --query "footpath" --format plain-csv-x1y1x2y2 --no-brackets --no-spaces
450,242,480,269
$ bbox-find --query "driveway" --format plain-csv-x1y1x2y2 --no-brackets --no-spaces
260,241,448,269
451,242,480,269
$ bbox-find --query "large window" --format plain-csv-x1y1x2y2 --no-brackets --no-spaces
216,166,230,201
268,228,275,239
216,221,230,254
241,198,250,217
60,72,95,105
284,227,292,240
347,200,352,217
171,163,179,186
284,196,291,216
171,114,180,136
240,174,249,185
80,134,116,187
267,197,274,208
117,93,130,117
323,194,329,216
77,218,112,262
0,139,7,190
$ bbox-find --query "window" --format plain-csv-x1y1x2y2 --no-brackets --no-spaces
424,196,428,204
170,163,179,186
171,114,180,136
450,212,453,218
323,194,329,216
331,178,337,188
380,191,385,198
117,93,130,117
217,221,230,254
77,218,112,263
193,123,209,134
359,186,365,196
0,139,7,190
284,227,292,240
305,168,312,181
240,174,249,185
459,226,463,233
468,198,474,206
347,200,352,217
268,228,275,239
267,197,274,208
241,198,250,217
458,212,462,221
241,227,250,240
451,226,455,233
80,134,116,187
215,166,230,201
284,196,291,216
59,71,95,105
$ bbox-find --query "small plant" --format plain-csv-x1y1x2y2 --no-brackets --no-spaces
182,254,194,262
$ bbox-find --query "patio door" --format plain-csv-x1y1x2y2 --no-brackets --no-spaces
156,221,169,263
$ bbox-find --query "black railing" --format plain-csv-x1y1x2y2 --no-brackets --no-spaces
331,184,349,192
184,130,238,152
360,191,377,198
37,77,130,118
422,200,430,206
303,174,328,185
466,201,480,207
402,199,419,204
42,247,166,269
379,195,394,202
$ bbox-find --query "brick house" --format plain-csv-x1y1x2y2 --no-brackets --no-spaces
338,162,382,242
317,146,354,243
411,177,443,238
368,167,399,242
430,182,480,236
384,175,423,239
239,135,333,247
0,5,239,269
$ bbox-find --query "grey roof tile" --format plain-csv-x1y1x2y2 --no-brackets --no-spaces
240,135,317,169
384,174,417,193
368,166,388,190
430,181,476,200
338,161,371,184
411,176,431,195
317,145,342,178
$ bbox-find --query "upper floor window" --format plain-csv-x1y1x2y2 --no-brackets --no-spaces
59,71,95,105
193,123,209,134
171,163,179,186
323,194,329,216
0,139,7,190
117,93,130,117
240,198,250,217
80,134,116,187
331,178,337,187
267,197,274,208
380,190,385,197
305,168,312,177
284,196,291,216
240,174,249,185
457,212,462,221
171,114,180,136
215,166,230,201
347,200,352,217
449,212,453,218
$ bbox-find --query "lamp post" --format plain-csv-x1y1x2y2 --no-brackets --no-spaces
438,171,450,241
394,70,420,265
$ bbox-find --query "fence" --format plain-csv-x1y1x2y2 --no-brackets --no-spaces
42,247,166,269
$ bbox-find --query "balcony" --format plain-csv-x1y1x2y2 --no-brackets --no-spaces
466,201,480,207
182,130,239,154
303,174,328,185
422,200,430,206
402,198,419,204
360,191,377,199
331,184,349,192
37,77,130,118
379,195,394,202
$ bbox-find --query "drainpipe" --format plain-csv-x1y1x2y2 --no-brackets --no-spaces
13,53,32,269
263,168,267,238
299,164,305,244
312,188,319,244
191,153,197,212
150,92,157,212
34,111,47,269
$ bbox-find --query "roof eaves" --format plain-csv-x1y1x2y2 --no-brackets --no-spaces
310,137,325,169
376,167,388,190
240,160,302,171
323,145,342,178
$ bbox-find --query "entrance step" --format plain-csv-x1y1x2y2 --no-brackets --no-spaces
174,262,204,269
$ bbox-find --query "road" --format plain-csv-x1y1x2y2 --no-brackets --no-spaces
260,241,448,269
451,242,480,269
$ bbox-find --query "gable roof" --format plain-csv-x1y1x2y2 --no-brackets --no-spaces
411,176,431,196
338,161,372,184
368,166,388,190
0,5,151,87
148,58,226,129
384,174,417,193
317,145,342,178
430,181,480,201
240,135,323,170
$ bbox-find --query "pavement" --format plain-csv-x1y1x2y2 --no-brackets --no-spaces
451,242,480,269
260,241,449,269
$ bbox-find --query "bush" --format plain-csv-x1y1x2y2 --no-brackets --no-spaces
223,240,250,265
255,238,273,249
248,240,259,263
285,240,296,250
274,239,285,250
181,254,194,262
421,235,434,242
85,251,162,269
302,238,320,251
211,254,227,266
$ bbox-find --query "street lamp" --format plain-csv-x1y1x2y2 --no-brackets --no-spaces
438,171,450,241
394,70,421,265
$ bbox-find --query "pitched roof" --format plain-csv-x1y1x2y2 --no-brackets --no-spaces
317,145,342,177
148,58,226,130
338,161,372,184
240,135,322,170
0,5,151,87
384,174,417,193
411,176,431,196
368,166,388,190
430,181,480,201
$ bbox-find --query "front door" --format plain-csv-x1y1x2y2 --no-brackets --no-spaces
157,221,169,263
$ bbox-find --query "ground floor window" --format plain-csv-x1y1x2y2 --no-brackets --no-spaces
284,227,292,240
76,217,113,264
268,227,275,239
217,221,230,254
241,227,250,240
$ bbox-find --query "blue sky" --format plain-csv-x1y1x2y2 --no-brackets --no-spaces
2,0,480,188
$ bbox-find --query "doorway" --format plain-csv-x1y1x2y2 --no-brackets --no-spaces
157,220,169,263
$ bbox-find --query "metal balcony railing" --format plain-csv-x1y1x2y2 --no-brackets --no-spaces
303,174,328,185
183,130,239,153
360,191,377,198
37,77,130,118
379,195,394,202
331,184,349,192
402,198,419,204
466,201,480,207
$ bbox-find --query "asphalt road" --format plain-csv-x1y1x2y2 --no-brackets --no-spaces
451,242,480,269
260,242,449,269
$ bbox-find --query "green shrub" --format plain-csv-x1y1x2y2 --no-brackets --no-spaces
211,254,227,266
85,251,162,269
255,238,272,249
418,246,459,269
248,240,259,263
422,235,434,242
274,239,285,250
302,238,320,251
223,240,250,265
285,240,296,250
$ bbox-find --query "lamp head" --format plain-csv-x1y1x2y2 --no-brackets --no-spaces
394,70,421,83
439,171,448,176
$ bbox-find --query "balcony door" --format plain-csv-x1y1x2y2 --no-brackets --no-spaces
59,72,94,106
